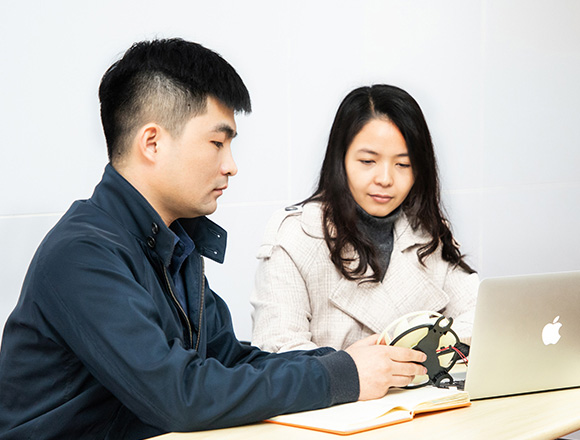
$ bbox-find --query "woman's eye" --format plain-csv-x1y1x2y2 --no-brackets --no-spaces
212,141,224,148
360,160,374,165
396,163,411,168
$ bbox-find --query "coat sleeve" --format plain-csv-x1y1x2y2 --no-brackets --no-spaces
36,237,358,432
251,235,321,353
441,264,479,344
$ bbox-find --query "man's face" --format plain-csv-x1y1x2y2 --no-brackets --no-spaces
154,97,238,225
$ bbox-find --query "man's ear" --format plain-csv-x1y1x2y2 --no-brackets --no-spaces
136,123,162,164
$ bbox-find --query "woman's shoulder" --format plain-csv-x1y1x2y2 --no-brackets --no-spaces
268,202,324,237
256,202,325,259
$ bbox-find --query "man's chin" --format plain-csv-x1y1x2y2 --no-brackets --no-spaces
201,201,219,217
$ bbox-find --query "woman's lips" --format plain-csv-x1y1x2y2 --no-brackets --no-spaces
370,194,393,204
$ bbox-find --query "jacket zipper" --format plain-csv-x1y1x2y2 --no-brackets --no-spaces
162,266,194,349
195,257,205,351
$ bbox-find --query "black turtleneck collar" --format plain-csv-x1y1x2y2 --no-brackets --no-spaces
355,204,401,281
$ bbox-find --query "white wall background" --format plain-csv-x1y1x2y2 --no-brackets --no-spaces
1,0,579,342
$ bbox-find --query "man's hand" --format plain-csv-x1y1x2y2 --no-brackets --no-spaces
345,334,427,401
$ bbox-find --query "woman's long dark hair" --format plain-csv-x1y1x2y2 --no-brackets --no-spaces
304,85,475,283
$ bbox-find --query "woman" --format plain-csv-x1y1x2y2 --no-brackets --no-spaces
251,84,478,353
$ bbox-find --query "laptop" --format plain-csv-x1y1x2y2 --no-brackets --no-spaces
460,271,580,400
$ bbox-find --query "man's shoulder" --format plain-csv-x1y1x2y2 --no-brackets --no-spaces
22,198,147,308
57,198,129,237
37,199,137,268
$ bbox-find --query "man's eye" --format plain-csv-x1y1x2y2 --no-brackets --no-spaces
212,141,224,148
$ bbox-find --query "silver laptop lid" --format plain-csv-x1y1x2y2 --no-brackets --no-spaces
465,271,580,400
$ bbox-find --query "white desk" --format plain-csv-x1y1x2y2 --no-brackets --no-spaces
151,386,580,440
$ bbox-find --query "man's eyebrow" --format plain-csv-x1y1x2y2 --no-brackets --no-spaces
212,123,237,139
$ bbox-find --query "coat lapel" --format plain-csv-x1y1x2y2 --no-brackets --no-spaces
328,216,450,334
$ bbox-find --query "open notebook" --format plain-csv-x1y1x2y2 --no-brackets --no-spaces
267,385,469,435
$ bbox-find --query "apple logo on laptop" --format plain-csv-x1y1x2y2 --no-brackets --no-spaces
541,316,562,345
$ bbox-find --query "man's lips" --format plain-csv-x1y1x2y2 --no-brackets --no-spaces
214,185,228,196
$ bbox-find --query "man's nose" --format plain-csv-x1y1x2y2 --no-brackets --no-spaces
222,146,238,177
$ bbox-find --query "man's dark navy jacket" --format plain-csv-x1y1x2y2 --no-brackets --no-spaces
0,165,358,439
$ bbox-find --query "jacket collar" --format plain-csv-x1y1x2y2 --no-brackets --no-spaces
393,214,431,251
89,164,227,267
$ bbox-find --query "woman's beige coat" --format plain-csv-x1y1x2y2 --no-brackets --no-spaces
251,202,478,352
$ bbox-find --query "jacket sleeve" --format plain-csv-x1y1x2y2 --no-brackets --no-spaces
204,281,360,407
36,238,359,432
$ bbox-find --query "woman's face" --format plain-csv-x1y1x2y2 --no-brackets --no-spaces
344,118,415,217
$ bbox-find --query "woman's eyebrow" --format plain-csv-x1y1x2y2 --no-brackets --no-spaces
356,149,409,158
356,148,378,155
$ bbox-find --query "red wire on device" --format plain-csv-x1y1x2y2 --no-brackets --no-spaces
436,345,469,365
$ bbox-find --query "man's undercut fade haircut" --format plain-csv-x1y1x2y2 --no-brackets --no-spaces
99,38,252,163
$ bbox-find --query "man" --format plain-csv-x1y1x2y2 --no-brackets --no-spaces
0,38,426,439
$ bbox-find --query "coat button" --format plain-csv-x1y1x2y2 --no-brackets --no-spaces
147,236,156,249
151,222,159,235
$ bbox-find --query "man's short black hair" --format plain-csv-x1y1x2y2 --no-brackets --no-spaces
98,38,252,163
